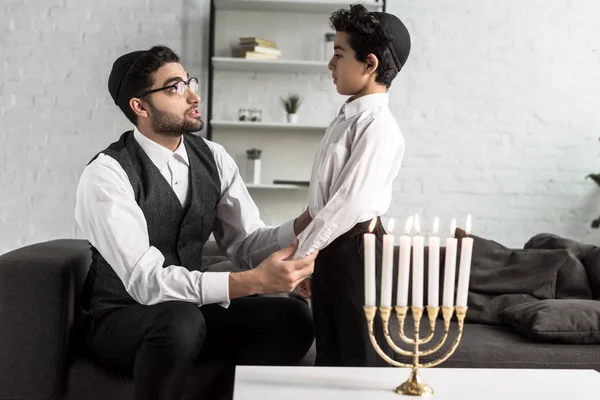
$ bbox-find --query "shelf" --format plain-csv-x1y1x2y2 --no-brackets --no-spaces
246,183,308,190
211,120,327,133
214,0,384,13
212,57,328,74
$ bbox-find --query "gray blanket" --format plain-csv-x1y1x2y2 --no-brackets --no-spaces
454,230,600,325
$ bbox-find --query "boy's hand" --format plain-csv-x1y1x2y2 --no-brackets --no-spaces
296,277,312,299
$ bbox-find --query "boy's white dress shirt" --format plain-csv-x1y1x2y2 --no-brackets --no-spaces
294,93,405,258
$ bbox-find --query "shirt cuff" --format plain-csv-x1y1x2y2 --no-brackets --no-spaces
277,219,296,248
200,271,231,308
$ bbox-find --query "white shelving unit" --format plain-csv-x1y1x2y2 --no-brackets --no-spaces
211,120,327,133
214,0,383,14
246,183,308,190
212,57,328,74
207,0,386,220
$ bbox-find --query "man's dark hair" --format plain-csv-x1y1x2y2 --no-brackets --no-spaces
117,46,180,125
330,5,398,88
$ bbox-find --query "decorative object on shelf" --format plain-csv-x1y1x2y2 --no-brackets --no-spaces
246,148,262,184
237,109,262,122
240,36,277,48
236,37,281,60
364,215,474,396
323,32,335,61
238,108,250,121
281,93,302,124
250,109,262,122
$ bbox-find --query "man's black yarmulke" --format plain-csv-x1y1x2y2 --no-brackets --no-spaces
108,50,145,105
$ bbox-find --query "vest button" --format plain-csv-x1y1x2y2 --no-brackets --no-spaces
182,222,188,229
178,243,184,251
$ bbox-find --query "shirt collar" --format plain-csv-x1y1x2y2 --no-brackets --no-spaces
133,127,190,170
340,93,389,120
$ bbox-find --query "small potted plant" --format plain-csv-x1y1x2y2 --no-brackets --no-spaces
246,148,262,184
281,93,302,124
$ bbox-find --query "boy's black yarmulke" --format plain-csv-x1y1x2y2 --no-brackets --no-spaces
373,12,411,70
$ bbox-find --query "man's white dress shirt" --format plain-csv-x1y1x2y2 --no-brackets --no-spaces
294,93,405,258
75,128,296,307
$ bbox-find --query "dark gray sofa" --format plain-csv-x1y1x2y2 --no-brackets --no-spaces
1,239,599,400
0,239,314,400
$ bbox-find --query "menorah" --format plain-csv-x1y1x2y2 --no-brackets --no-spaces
363,305,467,395
362,215,473,396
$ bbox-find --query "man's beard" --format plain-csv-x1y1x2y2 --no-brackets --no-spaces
147,101,204,137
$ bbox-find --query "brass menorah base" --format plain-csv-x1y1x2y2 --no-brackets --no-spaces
364,305,467,396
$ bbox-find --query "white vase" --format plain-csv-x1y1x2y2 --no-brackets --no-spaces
287,113,298,124
247,159,261,184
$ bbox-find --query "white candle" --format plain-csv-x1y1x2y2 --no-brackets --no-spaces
363,218,378,306
396,216,413,307
442,219,458,307
456,215,474,307
412,214,425,308
427,217,440,307
380,218,395,308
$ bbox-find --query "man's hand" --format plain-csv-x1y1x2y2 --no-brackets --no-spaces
229,240,318,299
253,240,318,294
294,207,313,236
296,277,312,299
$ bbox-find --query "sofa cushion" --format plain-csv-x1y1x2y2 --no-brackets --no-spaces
524,233,596,260
582,247,600,299
522,233,594,299
554,259,594,300
498,299,600,344
454,229,584,324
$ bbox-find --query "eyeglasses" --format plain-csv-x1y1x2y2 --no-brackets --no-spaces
136,77,199,98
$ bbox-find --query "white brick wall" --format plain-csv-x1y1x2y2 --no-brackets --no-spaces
0,0,210,253
388,0,600,247
1,0,599,254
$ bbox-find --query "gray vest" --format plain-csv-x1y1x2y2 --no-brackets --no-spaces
81,131,221,315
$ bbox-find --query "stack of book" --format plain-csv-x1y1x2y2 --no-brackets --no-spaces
236,37,282,60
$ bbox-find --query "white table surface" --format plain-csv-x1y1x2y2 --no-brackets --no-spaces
233,366,600,400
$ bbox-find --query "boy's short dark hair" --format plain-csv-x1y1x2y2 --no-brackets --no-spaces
115,46,180,125
330,5,400,88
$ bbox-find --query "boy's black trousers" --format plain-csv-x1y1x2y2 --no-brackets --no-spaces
311,217,394,367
